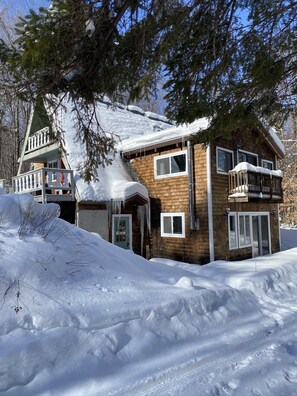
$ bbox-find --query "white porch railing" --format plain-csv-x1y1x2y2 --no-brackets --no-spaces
26,127,52,152
12,168,75,203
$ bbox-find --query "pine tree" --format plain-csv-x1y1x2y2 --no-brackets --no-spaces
1,0,297,180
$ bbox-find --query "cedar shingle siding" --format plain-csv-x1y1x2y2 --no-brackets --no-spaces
127,129,281,263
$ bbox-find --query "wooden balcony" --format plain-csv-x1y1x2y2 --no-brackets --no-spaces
228,165,283,203
13,168,75,203
26,127,52,152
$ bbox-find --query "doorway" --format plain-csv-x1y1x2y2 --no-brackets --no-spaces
252,213,270,257
112,215,132,250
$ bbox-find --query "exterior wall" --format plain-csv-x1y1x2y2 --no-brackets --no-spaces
129,143,209,263
77,202,148,256
192,144,210,261
128,129,282,263
211,132,280,261
77,203,109,240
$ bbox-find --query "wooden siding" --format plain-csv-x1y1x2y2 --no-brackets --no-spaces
129,143,210,263
129,128,281,263
211,132,280,260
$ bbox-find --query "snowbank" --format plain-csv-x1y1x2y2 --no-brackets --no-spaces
1,194,297,395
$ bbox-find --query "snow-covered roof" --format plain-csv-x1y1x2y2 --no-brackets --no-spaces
266,126,285,157
120,118,210,153
120,117,285,158
49,97,172,202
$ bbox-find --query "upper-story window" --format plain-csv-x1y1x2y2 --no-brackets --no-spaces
238,150,258,166
154,151,187,178
47,160,59,181
262,159,273,170
216,147,234,174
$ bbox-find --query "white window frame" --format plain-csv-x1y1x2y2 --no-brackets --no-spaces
238,213,252,248
154,151,187,179
261,159,274,170
228,212,271,252
216,146,234,174
160,212,185,238
47,159,59,182
228,212,238,250
237,149,258,166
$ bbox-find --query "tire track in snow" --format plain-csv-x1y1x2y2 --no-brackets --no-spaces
111,314,297,396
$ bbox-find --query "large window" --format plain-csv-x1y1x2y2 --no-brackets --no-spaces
155,151,187,178
216,147,234,174
238,150,258,166
228,213,238,249
161,213,185,238
228,212,271,255
238,214,252,247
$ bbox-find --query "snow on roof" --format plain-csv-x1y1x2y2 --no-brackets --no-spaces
259,119,285,157
120,118,210,153
267,126,285,156
49,97,171,202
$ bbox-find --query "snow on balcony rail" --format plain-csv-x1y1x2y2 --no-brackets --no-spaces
228,162,282,201
12,168,75,203
26,127,52,152
230,162,283,177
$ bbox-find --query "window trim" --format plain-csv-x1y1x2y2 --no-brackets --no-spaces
228,212,271,252
237,149,258,166
216,146,234,174
238,213,252,248
154,151,187,179
160,212,185,238
228,212,238,250
47,159,59,182
261,159,274,170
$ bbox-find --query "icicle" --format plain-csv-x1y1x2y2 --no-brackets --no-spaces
107,201,112,230
137,206,145,257
112,199,122,214
137,203,151,256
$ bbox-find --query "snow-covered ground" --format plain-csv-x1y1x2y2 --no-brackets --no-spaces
1,193,297,396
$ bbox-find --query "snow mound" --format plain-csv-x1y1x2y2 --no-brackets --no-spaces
175,276,195,289
1,194,297,395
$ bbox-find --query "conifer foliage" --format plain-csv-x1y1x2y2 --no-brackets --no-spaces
1,0,297,180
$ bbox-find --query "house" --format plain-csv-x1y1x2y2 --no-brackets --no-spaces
14,97,284,263
120,120,284,263
14,97,173,256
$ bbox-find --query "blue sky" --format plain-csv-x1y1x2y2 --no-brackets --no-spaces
1,0,49,17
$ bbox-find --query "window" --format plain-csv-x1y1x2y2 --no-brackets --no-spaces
161,213,185,238
47,160,58,182
155,152,187,178
228,213,238,250
238,214,252,247
238,150,258,166
216,147,234,174
262,159,273,170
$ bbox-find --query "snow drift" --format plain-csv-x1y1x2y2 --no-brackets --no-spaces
1,193,297,395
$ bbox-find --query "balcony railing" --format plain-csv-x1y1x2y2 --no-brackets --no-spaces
26,127,53,152
228,163,283,203
12,168,75,203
